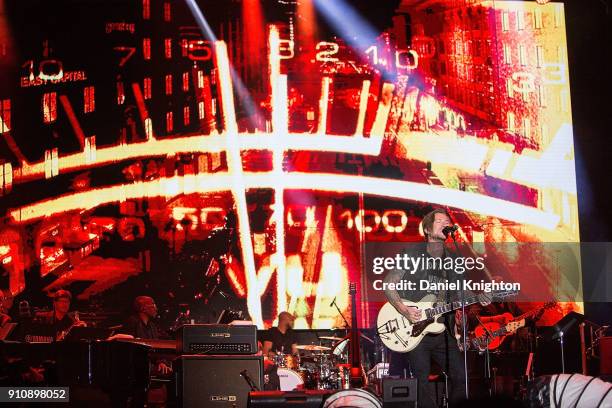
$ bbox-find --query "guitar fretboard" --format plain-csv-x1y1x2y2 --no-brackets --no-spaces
484,324,511,339
515,302,554,321
424,290,517,319
425,295,481,318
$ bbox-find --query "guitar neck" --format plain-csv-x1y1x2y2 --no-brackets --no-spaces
491,326,509,337
426,294,481,318
349,285,360,369
515,304,551,321
425,290,517,319
348,284,365,386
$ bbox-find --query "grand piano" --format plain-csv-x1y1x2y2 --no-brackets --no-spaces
0,337,177,406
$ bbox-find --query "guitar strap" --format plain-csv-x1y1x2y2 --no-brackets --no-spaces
436,247,451,304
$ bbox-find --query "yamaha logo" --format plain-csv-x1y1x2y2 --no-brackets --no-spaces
210,395,237,402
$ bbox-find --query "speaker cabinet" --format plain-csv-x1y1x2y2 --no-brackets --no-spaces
382,378,417,408
248,390,332,407
176,355,263,408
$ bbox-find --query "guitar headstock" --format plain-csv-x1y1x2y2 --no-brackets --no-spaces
507,319,526,332
532,301,556,320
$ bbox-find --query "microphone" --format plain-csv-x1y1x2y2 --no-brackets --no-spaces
442,225,458,237
330,297,337,307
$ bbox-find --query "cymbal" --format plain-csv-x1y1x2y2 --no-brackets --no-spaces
319,336,345,341
296,344,331,351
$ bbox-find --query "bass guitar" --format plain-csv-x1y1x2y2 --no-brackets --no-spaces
376,290,517,353
348,283,367,387
468,301,555,351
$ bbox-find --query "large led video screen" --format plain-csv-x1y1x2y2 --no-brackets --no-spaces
0,0,579,329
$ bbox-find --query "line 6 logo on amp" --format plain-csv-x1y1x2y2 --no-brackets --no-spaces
210,395,237,402
210,332,231,337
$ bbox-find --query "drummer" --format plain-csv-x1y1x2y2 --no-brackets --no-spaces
262,311,298,357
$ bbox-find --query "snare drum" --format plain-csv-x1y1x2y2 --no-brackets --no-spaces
277,368,304,391
322,388,382,408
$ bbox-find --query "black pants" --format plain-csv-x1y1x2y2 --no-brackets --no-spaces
389,331,466,408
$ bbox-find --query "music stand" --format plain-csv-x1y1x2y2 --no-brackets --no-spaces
549,311,585,373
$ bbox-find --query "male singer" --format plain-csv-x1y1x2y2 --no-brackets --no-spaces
384,208,490,407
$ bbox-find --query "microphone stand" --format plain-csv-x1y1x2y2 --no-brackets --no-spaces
474,314,494,396
240,370,260,391
331,298,351,330
449,231,470,400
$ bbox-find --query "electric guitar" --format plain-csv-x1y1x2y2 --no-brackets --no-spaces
467,319,525,351
56,312,87,341
468,302,555,351
376,290,517,353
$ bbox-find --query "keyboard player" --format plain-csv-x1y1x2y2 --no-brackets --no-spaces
0,289,12,328
119,295,172,375
33,290,86,341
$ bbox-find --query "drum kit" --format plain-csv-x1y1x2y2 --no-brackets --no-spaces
269,336,353,391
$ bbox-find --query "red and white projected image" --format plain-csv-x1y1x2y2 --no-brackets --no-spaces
0,0,579,330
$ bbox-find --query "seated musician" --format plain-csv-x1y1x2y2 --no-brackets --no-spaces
122,296,162,339
470,302,521,325
463,274,527,351
262,311,298,357
468,300,547,352
120,295,172,375
34,290,86,341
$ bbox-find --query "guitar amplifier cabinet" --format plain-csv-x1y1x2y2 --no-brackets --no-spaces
177,324,257,354
176,355,263,408
382,378,417,408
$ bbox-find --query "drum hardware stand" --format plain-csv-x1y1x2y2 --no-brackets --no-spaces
559,330,566,373
449,230,470,400
525,352,534,381
330,297,351,330
551,311,586,374
474,314,495,396
440,371,449,408
491,367,498,395
518,352,534,400
402,366,414,378
374,334,387,368
582,321,608,375
240,369,260,391
580,323,587,375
